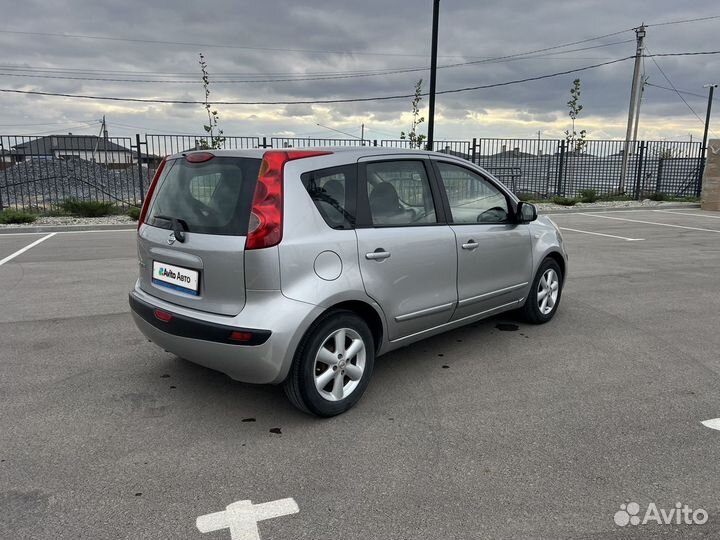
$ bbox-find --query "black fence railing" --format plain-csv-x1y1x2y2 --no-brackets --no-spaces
0,134,704,212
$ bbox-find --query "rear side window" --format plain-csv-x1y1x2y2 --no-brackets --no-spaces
147,157,261,236
366,160,437,226
301,165,356,229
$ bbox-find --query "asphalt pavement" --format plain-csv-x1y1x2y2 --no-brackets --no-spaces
1,208,719,539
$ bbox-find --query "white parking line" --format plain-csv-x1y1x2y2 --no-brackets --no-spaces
0,228,135,236
0,233,56,266
578,213,720,233
653,210,720,220
559,227,644,241
197,498,299,539
701,418,720,431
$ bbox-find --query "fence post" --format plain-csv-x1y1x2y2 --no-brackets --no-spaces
373,139,378,147
696,142,705,197
0,139,5,211
135,134,145,204
634,141,646,200
556,140,567,196
471,138,477,163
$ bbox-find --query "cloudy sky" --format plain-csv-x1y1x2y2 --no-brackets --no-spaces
0,0,718,143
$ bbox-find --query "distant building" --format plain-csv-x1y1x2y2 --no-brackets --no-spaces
11,134,136,166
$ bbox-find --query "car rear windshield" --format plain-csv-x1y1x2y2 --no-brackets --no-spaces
146,156,261,236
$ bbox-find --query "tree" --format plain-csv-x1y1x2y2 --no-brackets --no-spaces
197,53,225,150
400,79,427,149
565,78,587,154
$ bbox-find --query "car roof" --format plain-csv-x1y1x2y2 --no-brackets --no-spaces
167,146,462,161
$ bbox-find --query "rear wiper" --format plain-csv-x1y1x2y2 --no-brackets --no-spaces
154,215,189,243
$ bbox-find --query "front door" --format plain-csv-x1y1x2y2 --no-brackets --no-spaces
433,160,532,321
355,158,457,341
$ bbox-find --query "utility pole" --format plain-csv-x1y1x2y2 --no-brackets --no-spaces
698,83,717,186
426,0,440,151
619,24,646,193
631,75,649,144
91,115,107,163
361,123,365,146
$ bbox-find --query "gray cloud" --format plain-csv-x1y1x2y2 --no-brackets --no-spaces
0,0,717,141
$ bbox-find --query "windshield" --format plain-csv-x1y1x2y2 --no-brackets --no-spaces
147,156,261,236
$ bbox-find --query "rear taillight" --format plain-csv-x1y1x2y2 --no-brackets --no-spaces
138,157,168,229
246,150,331,250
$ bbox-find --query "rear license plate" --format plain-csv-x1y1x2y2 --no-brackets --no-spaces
152,261,199,295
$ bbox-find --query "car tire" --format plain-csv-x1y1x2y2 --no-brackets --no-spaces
283,310,375,417
519,258,563,324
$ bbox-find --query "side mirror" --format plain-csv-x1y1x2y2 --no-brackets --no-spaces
517,201,537,223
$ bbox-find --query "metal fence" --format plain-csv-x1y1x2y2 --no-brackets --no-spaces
0,133,704,212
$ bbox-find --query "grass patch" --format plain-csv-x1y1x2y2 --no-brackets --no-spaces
516,191,535,202
551,196,579,206
58,198,116,217
127,207,141,221
579,189,599,203
0,209,38,224
598,194,634,202
646,193,698,202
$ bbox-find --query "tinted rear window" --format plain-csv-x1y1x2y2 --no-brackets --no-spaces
147,157,261,236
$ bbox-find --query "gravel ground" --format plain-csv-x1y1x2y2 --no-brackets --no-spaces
0,215,137,229
534,199,698,212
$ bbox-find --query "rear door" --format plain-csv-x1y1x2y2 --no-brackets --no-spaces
431,160,532,321
137,154,261,316
355,157,457,341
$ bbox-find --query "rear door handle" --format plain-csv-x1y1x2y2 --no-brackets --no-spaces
366,249,391,261
462,240,479,250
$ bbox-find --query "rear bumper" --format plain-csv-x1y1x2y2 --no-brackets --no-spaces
129,293,271,346
128,285,322,384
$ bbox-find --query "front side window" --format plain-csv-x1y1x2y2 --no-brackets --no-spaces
365,160,437,226
436,162,510,224
301,165,356,229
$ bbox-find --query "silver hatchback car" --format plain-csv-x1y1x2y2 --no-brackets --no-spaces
129,148,567,416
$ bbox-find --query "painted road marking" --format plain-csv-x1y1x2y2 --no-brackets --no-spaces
652,210,720,220
197,498,299,540
559,227,644,241
0,233,56,266
578,213,720,233
701,418,720,431
544,208,698,216
0,229,135,236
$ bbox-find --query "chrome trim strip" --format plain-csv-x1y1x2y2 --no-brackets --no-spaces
390,300,520,343
394,301,456,322
457,282,529,307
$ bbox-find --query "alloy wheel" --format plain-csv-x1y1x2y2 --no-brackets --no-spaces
313,328,366,402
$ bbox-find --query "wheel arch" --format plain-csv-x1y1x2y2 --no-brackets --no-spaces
322,300,385,354
543,250,566,282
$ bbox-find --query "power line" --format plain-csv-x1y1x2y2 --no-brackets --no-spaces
0,40,635,85
1,50,716,106
647,14,720,27
0,56,636,105
0,28,503,60
0,118,97,127
11,122,100,136
0,41,633,85
646,82,716,100
645,46,709,130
